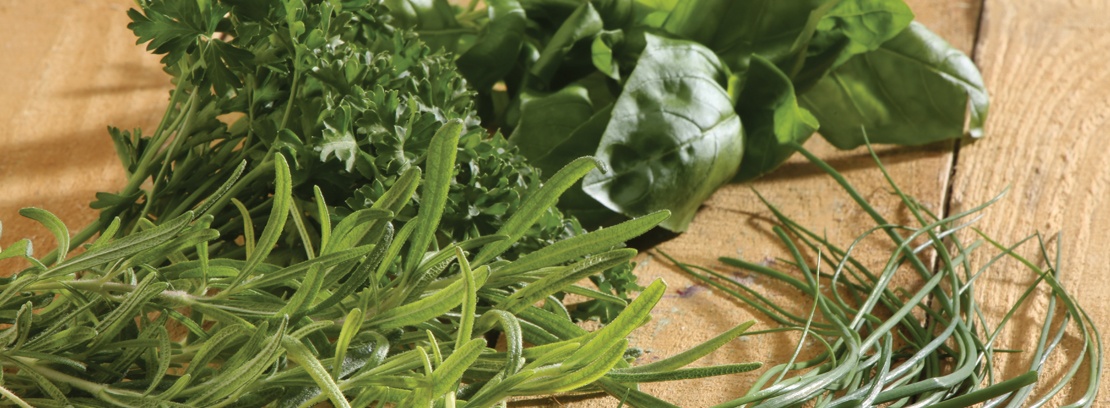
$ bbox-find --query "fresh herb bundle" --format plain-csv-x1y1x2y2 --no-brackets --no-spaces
0,0,763,406
97,0,566,264
662,146,1101,407
0,122,760,406
76,0,639,315
388,0,989,231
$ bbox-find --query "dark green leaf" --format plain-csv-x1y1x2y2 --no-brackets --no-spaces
734,55,819,181
814,0,915,68
529,2,605,86
456,0,527,90
582,33,743,231
657,0,831,70
386,0,458,29
800,22,989,148
590,29,625,80
508,79,612,176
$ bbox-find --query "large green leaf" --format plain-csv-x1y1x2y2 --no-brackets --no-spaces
800,22,988,148
529,2,605,86
507,74,621,227
791,0,915,90
508,75,615,176
582,33,743,231
455,0,527,90
657,0,831,70
816,0,915,67
383,0,462,52
734,55,819,182
385,0,457,29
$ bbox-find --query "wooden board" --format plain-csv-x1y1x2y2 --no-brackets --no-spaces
951,0,1110,404
0,0,169,263
0,0,1104,406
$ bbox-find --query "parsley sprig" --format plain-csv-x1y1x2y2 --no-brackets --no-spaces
1,1,760,406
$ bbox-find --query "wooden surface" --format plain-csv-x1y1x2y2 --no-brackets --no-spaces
1,0,1105,406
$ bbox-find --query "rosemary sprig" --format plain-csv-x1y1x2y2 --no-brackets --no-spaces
0,123,758,406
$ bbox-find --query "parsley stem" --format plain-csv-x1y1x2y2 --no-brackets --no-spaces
279,71,301,132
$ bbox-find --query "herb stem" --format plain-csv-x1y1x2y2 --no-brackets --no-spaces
8,356,110,396
39,86,201,266
0,385,34,408
279,71,301,132
134,91,202,232
199,158,276,220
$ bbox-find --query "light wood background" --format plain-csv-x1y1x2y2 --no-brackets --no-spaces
1,0,1105,406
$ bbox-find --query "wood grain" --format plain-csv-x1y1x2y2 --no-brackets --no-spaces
952,0,1110,404
0,0,170,272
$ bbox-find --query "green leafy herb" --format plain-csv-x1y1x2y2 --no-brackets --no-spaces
0,123,756,407
582,33,744,231
0,1,764,406
800,21,990,147
391,0,989,231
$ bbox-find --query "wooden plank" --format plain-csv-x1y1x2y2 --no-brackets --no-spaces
0,0,169,272
952,0,1110,404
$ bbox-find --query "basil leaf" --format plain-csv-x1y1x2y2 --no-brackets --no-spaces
455,0,527,90
583,33,743,231
658,0,831,70
383,0,462,52
800,22,989,148
385,0,457,29
529,2,604,86
591,29,625,80
734,55,820,182
507,74,621,226
509,76,615,176
816,0,915,68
